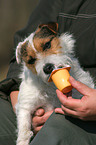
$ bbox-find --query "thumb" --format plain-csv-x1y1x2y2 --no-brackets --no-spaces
34,108,45,116
69,76,92,96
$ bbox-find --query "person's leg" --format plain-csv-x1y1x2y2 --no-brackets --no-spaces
0,97,17,145
31,112,96,145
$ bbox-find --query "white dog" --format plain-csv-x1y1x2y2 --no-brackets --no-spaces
15,22,94,145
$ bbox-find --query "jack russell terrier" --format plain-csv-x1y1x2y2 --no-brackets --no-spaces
16,22,94,145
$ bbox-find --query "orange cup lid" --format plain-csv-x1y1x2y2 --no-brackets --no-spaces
48,66,71,82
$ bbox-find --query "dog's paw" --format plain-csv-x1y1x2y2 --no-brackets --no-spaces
16,140,29,145
16,131,33,145
25,130,33,140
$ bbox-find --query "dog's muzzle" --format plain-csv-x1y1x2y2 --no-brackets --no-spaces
43,63,55,74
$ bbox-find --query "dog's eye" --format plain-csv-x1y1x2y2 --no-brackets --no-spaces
28,56,36,64
43,41,51,51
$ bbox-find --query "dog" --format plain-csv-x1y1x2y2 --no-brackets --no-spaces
15,22,94,145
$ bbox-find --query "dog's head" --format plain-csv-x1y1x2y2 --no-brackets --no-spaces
16,22,75,82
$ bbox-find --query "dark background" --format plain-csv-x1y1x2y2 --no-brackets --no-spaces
0,0,38,81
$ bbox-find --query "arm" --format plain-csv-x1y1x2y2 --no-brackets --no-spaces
10,91,19,112
55,76,96,121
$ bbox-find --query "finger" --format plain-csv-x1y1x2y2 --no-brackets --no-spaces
32,115,44,127
55,108,64,114
34,125,43,134
56,89,68,104
56,89,81,109
32,110,53,127
42,110,53,123
69,76,92,96
61,105,78,117
55,106,78,118
34,108,45,116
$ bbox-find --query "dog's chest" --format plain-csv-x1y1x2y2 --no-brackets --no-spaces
32,78,61,110
19,75,61,112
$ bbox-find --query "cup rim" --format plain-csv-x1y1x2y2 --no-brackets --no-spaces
48,66,71,82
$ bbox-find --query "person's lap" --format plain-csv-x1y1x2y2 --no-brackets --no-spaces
1,96,96,145
0,97,17,145
31,112,96,145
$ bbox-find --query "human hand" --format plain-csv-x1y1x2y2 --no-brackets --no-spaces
10,91,19,112
32,108,53,134
55,76,96,121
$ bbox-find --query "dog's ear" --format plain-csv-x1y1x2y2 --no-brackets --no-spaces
39,22,58,34
16,41,28,64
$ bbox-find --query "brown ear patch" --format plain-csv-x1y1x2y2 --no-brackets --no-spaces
35,22,58,37
20,41,28,57
39,22,58,34
20,41,37,74
21,41,36,63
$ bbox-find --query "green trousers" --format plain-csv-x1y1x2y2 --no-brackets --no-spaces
1,97,96,145
0,98,17,145
31,113,96,145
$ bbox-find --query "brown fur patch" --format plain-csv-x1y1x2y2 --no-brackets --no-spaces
26,63,37,74
33,36,62,56
38,22,58,34
35,22,58,36
22,42,37,74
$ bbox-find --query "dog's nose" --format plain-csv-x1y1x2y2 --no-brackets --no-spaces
43,63,55,74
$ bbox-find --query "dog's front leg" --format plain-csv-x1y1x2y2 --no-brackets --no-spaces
16,109,33,145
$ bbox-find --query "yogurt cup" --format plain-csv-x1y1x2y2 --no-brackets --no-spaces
48,66,72,93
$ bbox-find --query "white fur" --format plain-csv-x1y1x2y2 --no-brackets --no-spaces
16,32,94,145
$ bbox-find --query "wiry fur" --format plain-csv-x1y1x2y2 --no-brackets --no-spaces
15,23,94,145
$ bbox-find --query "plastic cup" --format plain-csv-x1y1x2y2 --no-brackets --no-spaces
48,66,72,93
